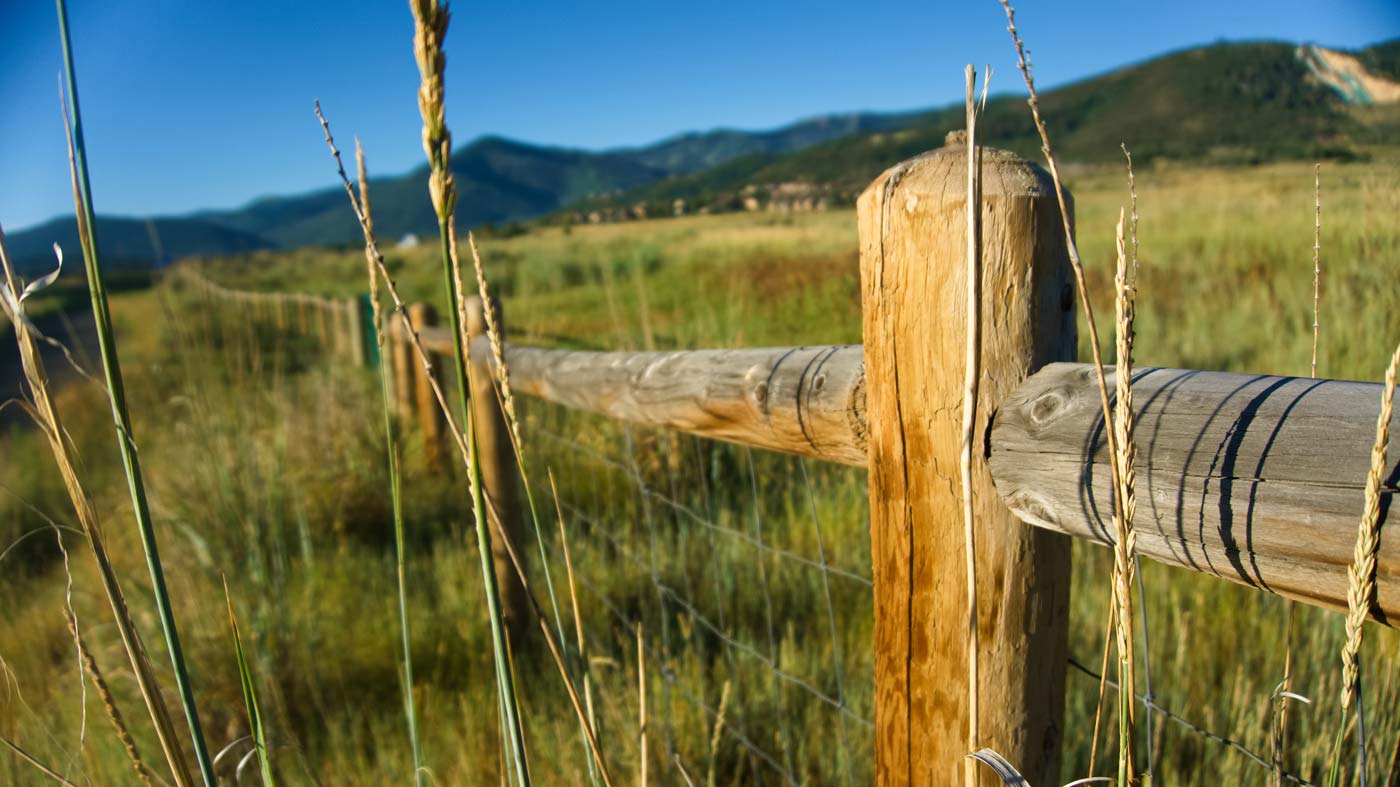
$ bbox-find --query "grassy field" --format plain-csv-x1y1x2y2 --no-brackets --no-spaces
3,153,1400,785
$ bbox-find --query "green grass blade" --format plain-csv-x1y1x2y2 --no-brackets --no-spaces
223,579,276,787
54,2,215,783
371,291,425,786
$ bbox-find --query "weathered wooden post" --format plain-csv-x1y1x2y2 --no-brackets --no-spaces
407,303,446,471
316,298,332,348
345,297,368,367
857,139,1077,786
297,296,310,335
463,294,528,641
391,312,415,423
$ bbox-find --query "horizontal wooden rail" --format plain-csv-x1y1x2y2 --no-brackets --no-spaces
991,362,1400,624
498,342,868,466
465,340,1396,625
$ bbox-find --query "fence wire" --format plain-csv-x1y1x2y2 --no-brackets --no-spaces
179,271,1368,785
525,400,873,786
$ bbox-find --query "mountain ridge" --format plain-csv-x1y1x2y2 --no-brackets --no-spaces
7,37,1397,276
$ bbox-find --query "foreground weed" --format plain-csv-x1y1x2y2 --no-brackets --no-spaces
1329,342,1400,786
357,144,426,786
999,2,1139,782
407,1,530,779
55,1,215,781
224,579,277,787
0,228,192,786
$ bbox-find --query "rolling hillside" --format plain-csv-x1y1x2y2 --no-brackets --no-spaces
589,40,1400,217
6,215,270,277
7,37,1397,276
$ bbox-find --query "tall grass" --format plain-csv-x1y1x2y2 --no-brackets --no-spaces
405,2,530,780
356,145,425,786
224,578,276,787
999,2,1142,782
53,1,215,782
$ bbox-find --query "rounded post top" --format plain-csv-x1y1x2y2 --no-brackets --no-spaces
861,142,1061,203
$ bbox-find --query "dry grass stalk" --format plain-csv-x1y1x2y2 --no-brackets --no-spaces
1313,164,1322,380
314,103,467,463
1338,342,1399,732
996,0,1124,487
484,491,616,787
316,106,615,786
0,228,194,787
1277,164,1324,787
998,3,1136,781
959,63,984,787
673,754,697,787
466,232,523,453
65,609,155,787
403,6,534,771
706,680,732,787
1088,604,1117,776
55,9,214,776
356,141,426,787
1,734,80,787
1112,208,1140,785
409,0,455,221
550,471,602,777
638,622,648,787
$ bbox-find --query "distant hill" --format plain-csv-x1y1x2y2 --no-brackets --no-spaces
1361,39,1400,81
194,136,665,249
625,111,923,175
6,37,1397,274
583,40,1400,218
6,215,270,278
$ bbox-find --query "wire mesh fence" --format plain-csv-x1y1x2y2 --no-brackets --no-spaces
523,398,874,785
174,271,1400,786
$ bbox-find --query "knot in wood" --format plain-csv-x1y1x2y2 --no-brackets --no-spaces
1029,390,1068,427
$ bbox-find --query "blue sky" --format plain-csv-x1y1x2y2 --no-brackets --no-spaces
2,1,1397,232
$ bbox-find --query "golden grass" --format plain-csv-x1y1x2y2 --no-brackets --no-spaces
5,147,1399,785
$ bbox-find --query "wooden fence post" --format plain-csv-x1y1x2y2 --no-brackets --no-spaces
464,294,529,642
391,313,415,423
345,297,367,367
856,140,1077,786
407,303,446,471
316,298,332,348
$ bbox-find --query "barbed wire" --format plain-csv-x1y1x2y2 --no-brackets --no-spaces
1068,658,1318,787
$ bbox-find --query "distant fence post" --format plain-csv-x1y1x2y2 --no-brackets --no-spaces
316,298,332,347
345,296,368,367
407,303,446,471
464,294,529,642
391,314,414,422
856,141,1077,786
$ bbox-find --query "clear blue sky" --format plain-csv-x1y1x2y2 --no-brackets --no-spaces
2,1,1396,232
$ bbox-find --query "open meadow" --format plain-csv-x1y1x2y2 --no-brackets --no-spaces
3,152,1399,785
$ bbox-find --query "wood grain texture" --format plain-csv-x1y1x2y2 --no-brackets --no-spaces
858,143,1076,787
992,362,1400,624
496,343,867,466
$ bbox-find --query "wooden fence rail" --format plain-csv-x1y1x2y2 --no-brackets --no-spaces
186,142,1394,786
469,340,1398,624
